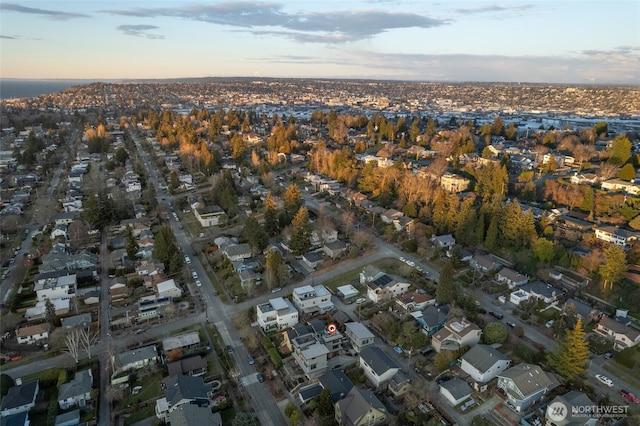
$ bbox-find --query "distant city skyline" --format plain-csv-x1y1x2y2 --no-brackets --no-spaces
1,1,638,84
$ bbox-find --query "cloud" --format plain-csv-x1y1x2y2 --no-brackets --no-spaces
454,4,535,15
0,3,89,20
101,2,447,43
0,35,18,39
117,25,164,39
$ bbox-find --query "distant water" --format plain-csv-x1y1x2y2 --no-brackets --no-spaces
0,79,93,100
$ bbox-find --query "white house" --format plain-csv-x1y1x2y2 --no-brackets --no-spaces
156,279,182,300
460,344,511,385
16,323,49,344
439,378,473,406
595,316,640,351
256,297,299,332
0,381,39,417
496,268,529,289
431,318,482,353
497,363,557,412
291,284,334,315
344,322,375,353
431,234,456,249
35,274,76,302
291,336,330,379
58,369,93,410
594,225,640,250
359,346,399,390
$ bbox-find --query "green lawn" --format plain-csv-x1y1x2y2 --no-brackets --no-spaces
120,371,165,408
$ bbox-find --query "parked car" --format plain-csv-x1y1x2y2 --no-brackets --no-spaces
195,280,202,287
595,374,614,387
226,345,234,353
257,373,264,383
545,320,555,328
271,287,282,293
489,311,504,320
192,271,198,279
619,390,640,404
506,321,516,328
393,345,404,354
604,352,614,360
356,297,367,304
247,356,255,365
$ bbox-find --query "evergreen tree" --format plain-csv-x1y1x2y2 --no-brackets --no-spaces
153,225,182,273
125,226,139,259
618,163,636,181
608,134,632,166
547,317,590,380
263,193,280,236
243,216,268,252
485,215,499,251
436,260,457,305
289,207,311,256
284,184,303,218
45,299,59,326
265,250,286,290
599,245,627,290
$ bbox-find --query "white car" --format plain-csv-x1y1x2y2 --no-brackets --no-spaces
356,297,367,304
192,271,198,279
184,256,191,264
195,280,202,287
595,374,614,387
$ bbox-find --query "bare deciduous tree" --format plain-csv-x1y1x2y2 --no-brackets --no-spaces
64,328,82,364
79,326,99,359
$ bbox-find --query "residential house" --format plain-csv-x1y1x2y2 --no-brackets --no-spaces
167,356,208,377
301,251,324,269
137,296,171,320
162,332,201,354
291,334,330,379
167,404,221,426
113,345,159,375
155,279,182,300
239,269,260,288
53,212,76,226
595,316,640,350
395,290,435,313
35,274,76,302
0,381,39,418
344,322,375,353
60,313,92,330
601,178,640,195
470,254,501,273
388,370,411,397
440,174,470,193
16,323,49,344
460,344,511,385
54,409,80,426
545,391,597,426
256,297,299,332
413,305,449,335
359,346,400,390
109,281,129,302
334,387,387,426
440,378,473,406
193,205,226,227
323,240,349,259
58,369,93,410
431,318,482,353
594,225,639,250
319,370,354,403
223,243,252,261
512,281,564,305
292,284,334,316
496,268,529,289
24,298,70,321
497,363,558,412
365,273,410,304
563,298,598,321
155,375,212,421
431,234,456,249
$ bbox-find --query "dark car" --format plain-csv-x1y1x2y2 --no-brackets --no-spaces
506,322,516,328
489,311,504,320
226,345,234,353
257,373,264,383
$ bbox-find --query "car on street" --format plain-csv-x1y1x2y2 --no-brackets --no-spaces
192,271,198,279
393,345,404,354
489,311,504,320
604,352,614,360
506,321,516,328
271,287,282,293
356,297,367,304
226,345,234,353
257,373,264,383
184,256,191,264
619,390,640,404
195,280,202,287
595,374,614,387
248,356,255,365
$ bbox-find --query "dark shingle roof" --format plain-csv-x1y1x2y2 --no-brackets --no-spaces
360,346,399,375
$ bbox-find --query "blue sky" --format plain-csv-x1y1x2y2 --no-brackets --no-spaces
1,0,638,84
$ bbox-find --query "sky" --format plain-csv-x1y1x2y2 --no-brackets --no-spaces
1,0,639,84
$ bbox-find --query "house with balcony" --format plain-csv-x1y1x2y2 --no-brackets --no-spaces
291,334,330,379
497,363,558,412
595,316,640,351
594,225,639,250
292,284,334,316
413,304,449,335
460,344,511,386
395,290,435,313
344,322,375,353
34,274,76,302
496,268,529,289
359,346,399,390
155,375,212,421
364,272,410,304
58,369,93,410
431,318,482,353
256,297,299,332
440,174,470,193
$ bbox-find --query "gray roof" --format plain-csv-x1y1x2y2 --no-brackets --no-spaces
421,305,449,327
118,345,157,367
225,243,251,257
461,344,510,373
440,377,473,400
360,346,399,375
162,332,200,352
60,313,92,329
167,404,221,426
0,380,38,411
319,369,354,403
54,409,80,426
167,356,208,377
499,363,555,397
337,387,386,425
521,280,563,298
344,322,374,339
165,375,211,406
58,369,92,402
299,383,323,402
